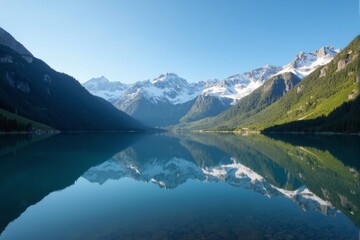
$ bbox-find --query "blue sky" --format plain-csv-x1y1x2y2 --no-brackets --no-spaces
0,0,359,83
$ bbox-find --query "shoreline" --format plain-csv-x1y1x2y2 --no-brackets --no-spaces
1,129,359,136
171,129,360,136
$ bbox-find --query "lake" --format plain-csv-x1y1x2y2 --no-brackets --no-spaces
0,132,359,239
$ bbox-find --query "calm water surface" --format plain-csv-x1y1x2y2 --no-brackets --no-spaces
0,133,359,239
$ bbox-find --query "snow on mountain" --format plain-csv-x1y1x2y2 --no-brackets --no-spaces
192,79,219,90
116,73,201,108
201,65,282,104
82,155,336,216
274,186,334,215
82,76,128,102
244,64,284,83
83,150,205,188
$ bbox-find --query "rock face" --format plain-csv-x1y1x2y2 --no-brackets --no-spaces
337,59,350,71
297,85,304,94
348,89,358,100
320,66,328,77
317,46,329,58
0,27,33,63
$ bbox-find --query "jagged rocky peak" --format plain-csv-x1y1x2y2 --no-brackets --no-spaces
289,46,340,69
0,27,33,63
289,51,317,68
313,46,340,58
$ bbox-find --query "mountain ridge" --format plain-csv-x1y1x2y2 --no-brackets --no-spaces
0,27,33,63
0,27,146,131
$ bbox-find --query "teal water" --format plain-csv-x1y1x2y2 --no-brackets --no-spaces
0,133,359,239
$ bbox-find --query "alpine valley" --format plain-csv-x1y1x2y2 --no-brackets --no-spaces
1,25,358,133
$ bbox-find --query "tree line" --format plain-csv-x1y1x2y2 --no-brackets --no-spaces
0,113,33,132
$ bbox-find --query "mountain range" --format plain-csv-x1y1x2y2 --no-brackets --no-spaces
84,45,341,128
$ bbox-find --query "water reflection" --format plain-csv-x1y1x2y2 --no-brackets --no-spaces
0,133,359,239
0,133,142,232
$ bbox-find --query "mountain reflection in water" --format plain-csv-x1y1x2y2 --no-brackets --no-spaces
0,133,359,240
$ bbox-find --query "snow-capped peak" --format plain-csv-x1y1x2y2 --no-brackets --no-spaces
84,76,111,89
313,46,340,58
150,73,192,91
82,76,128,102
151,73,184,84
83,76,128,91
116,73,200,106
278,46,340,78
94,75,108,83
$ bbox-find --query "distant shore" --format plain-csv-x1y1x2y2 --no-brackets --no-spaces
171,129,360,136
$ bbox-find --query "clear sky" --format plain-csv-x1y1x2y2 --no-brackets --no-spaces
0,0,359,83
